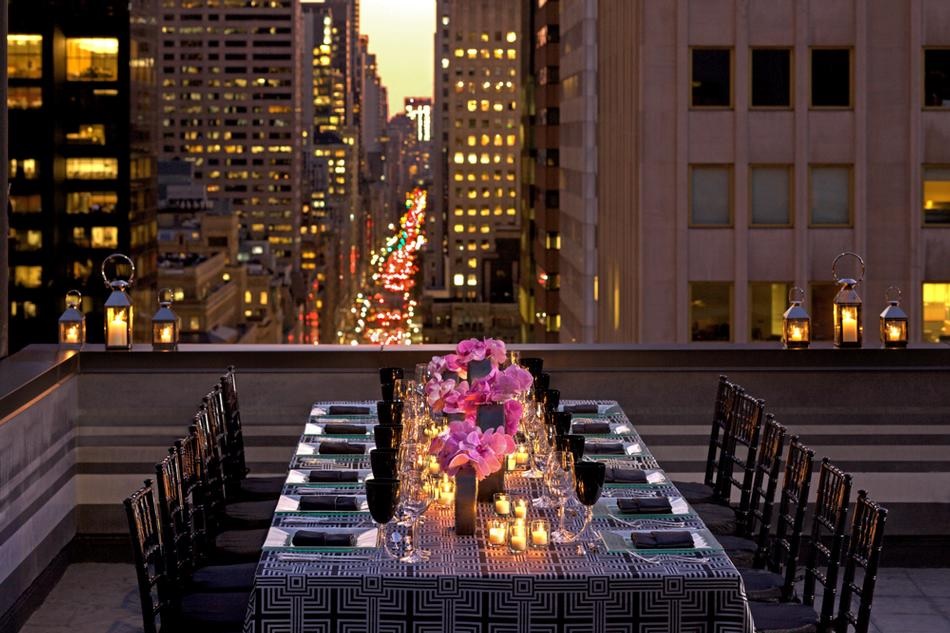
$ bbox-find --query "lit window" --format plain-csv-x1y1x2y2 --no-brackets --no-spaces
66,191,117,214
10,194,41,213
690,282,732,342
751,49,791,108
14,266,42,288
260,291,268,305
66,158,119,179
453,223,464,233
749,282,790,341
91,226,118,248
453,273,465,286
923,283,950,343
690,165,732,226
506,32,517,43
811,49,851,108
924,50,950,107
7,87,42,109
923,166,950,225
12,229,42,251
810,166,851,225
7,35,42,78
467,258,478,268
66,124,107,145
750,166,791,225
691,48,732,107
467,274,477,286
66,38,119,81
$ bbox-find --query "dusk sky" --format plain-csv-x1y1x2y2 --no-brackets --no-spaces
360,0,436,119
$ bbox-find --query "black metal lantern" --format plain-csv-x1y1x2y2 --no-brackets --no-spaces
151,288,180,351
832,252,865,349
58,289,85,349
782,287,810,349
102,253,135,350
879,286,908,349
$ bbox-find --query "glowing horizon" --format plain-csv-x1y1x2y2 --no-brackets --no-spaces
360,0,435,120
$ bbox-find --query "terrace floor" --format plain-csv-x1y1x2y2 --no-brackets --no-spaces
17,562,950,633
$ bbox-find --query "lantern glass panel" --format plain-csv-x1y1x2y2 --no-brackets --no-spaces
883,319,907,346
59,321,84,346
784,319,809,347
834,304,862,346
105,306,131,348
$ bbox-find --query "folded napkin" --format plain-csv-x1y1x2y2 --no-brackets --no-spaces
583,441,626,455
328,405,370,415
564,404,599,414
322,424,367,435
307,470,359,483
318,441,366,455
573,421,611,434
617,497,673,514
297,495,360,511
605,468,649,484
631,530,694,549
291,530,357,547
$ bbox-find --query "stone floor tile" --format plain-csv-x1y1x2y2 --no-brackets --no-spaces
908,569,950,597
872,613,950,633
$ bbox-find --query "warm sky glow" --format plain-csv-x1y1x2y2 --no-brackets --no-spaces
360,0,435,120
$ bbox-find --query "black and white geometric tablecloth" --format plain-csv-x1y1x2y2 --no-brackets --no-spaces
243,401,753,633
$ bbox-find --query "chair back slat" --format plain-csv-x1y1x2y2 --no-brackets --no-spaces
155,449,194,582
714,393,765,525
768,436,815,600
702,376,741,489
124,480,173,633
836,491,888,633
220,368,250,495
176,427,209,557
748,415,786,562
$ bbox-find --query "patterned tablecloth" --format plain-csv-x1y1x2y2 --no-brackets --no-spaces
243,400,753,633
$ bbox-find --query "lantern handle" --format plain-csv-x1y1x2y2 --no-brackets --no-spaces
885,285,902,304
65,289,83,309
788,286,805,305
101,253,136,287
832,251,865,285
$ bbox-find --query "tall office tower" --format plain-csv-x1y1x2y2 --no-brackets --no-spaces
440,0,523,303
7,0,159,352
520,0,560,342
158,0,304,269
566,0,950,344
425,0,451,296
557,0,597,343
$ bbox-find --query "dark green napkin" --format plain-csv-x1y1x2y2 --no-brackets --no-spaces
584,441,626,455
298,495,360,511
605,468,648,484
328,405,370,415
318,441,366,455
307,470,359,483
631,530,694,549
617,497,673,514
323,424,367,435
564,404,598,414
573,421,611,434
291,530,356,547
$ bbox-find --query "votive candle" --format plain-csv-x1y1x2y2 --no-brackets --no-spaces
513,496,528,520
530,519,549,547
494,493,511,516
508,518,527,553
487,519,508,547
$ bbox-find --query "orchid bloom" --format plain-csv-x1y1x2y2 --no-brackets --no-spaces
435,420,516,479
425,377,457,413
503,399,523,435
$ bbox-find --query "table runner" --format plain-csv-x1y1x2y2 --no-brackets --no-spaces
244,400,753,632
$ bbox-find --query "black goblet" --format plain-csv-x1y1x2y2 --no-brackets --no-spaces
379,367,404,385
365,478,400,524
380,382,396,402
535,372,551,392
543,389,561,414
554,411,573,437
377,400,403,426
373,424,402,450
555,434,585,463
370,448,398,479
520,357,543,379
572,460,606,551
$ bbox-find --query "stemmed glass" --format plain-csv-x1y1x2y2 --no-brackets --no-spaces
520,401,547,479
393,468,431,563
366,478,400,557
573,461,607,552
544,450,576,542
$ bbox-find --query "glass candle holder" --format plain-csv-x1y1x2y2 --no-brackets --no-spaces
428,455,441,475
438,476,455,507
530,519,550,548
512,496,529,520
506,453,517,471
487,518,508,547
514,444,530,467
508,518,528,554
493,492,511,516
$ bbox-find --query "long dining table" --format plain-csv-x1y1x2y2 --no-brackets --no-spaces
242,399,753,633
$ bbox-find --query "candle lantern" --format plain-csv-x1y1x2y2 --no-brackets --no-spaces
879,286,908,349
832,252,865,348
58,290,85,349
151,288,180,351
101,253,135,350
782,287,811,349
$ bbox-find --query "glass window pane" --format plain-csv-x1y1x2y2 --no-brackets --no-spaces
65,158,119,179
7,34,43,79
811,49,851,107
751,49,791,107
14,266,42,288
922,283,950,343
750,282,790,341
691,166,731,225
66,38,119,81
10,194,41,213
7,87,42,109
810,283,838,341
923,167,950,225
690,282,732,342
810,166,851,225
692,49,731,107
924,49,950,107
751,166,791,225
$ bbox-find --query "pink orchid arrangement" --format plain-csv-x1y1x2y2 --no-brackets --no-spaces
425,338,533,478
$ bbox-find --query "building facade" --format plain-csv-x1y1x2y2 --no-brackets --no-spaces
7,0,159,351
560,0,950,345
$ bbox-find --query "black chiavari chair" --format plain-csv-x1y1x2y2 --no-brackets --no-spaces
672,375,742,504
804,459,853,625
718,415,787,568
740,437,815,603
176,427,209,562
835,491,888,633
693,392,766,535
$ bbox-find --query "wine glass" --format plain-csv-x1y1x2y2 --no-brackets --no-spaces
366,478,400,557
395,469,431,563
373,424,402,450
573,461,607,552
370,448,398,479
555,434,585,464
553,411,573,437
544,450,576,543
377,400,403,426
542,389,561,415
520,403,546,479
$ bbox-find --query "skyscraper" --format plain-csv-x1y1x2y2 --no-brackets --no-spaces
437,0,523,303
157,0,304,269
7,0,159,351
